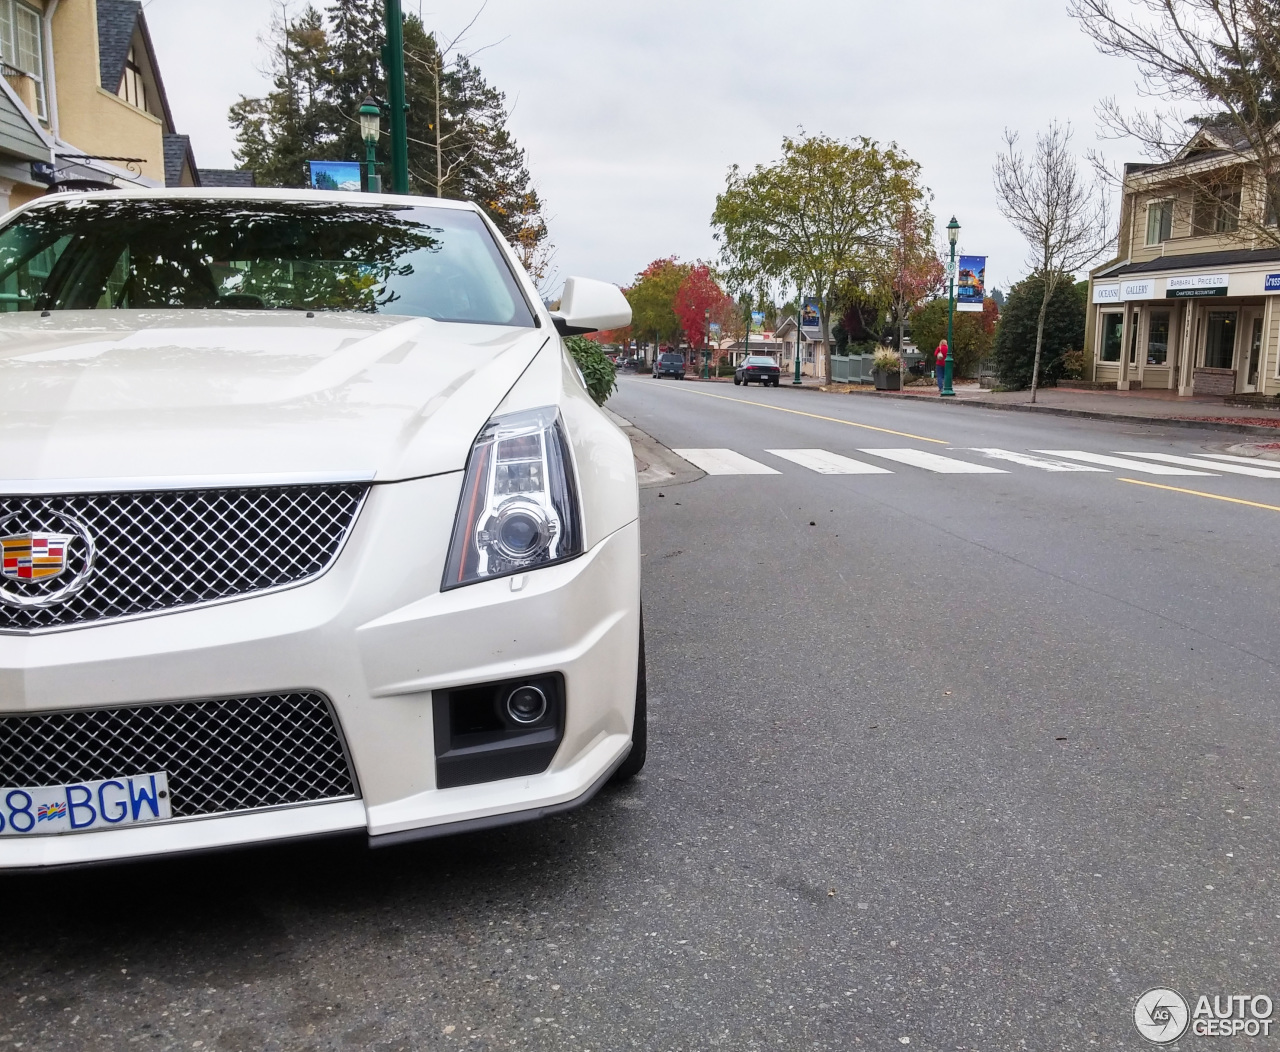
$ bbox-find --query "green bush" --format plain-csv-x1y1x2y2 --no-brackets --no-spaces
991,278,1087,389
563,335,618,406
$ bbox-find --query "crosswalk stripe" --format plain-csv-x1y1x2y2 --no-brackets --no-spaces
1194,453,1280,472
765,449,893,474
963,448,1108,472
672,448,780,475
858,448,1007,473
1032,450,1217,475
1117,451,1280,477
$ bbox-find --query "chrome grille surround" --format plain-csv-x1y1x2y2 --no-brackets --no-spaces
0,691,358,821
0,483,369,633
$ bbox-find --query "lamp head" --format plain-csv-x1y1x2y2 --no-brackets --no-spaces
359,96,381,146
947,216,960,246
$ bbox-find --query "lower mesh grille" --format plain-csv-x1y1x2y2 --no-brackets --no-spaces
0,692,357,820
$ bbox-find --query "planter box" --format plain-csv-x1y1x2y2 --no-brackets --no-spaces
1193,367,1235,397
873,369,902,391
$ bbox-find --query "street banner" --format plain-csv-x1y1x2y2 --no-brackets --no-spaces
750,311,766,334
708,322,721,340
308,160,362,192
800,297,822,335
956,255,986,312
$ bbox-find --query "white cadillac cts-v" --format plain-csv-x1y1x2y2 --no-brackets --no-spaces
0,188,644,868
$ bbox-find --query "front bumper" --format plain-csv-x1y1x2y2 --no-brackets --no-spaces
0,475,641,868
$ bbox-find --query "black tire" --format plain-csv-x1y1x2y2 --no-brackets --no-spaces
733,376,740,385
772,378,780,386
611,612,647,781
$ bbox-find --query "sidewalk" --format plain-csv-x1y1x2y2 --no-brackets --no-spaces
814,381,1280,435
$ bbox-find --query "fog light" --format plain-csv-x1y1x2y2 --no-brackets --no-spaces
505,684,547,725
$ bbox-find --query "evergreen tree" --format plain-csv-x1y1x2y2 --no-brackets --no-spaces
229,5,331,187
228,1,550,283
991,278,1087,390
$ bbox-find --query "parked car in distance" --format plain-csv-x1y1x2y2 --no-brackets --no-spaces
653,352,686,379
735,355,781,386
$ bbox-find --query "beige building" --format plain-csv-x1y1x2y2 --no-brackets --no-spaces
0,0,209,214
1087,129,1280,398
774,316,832,379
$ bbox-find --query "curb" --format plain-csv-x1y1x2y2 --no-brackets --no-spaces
792,384,1280,437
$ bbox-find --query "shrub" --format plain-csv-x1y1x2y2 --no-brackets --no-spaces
563,335,618,405
873,348,902,373
991,278,1087,389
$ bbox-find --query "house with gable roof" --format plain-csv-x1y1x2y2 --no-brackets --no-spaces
1087,124,1280,398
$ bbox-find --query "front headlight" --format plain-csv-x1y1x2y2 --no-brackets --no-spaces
442,406,583,590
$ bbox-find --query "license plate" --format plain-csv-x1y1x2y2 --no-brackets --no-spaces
0,772,171,836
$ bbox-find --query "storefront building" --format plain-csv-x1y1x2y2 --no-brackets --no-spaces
1086,139,1280,398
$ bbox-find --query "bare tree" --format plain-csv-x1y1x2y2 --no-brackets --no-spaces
993,122,1112,402
1070,0,1280,246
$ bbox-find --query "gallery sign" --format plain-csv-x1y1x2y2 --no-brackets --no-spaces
1166,273,1229,298
1265,274,1280,292
1093,283,1120,304
1120,278,1155,300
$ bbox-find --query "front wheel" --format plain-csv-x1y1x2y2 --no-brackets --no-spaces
733,376,741,385
611,612,647,781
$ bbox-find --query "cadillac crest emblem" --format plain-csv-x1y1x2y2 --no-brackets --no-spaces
1,532,74,581
0,513,96,609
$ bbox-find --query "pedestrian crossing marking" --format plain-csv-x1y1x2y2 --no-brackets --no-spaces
1193,453,1280,473
963,448,1108,472
765,449,892,474
858,448,1007,474
673,448,780,475
1032,450,1217,476
1117,451,1280,478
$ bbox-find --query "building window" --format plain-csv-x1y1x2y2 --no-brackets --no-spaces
120,45,147,112
1145,200,1173,244
0,1,45,119
1266,174,1280,227
1192,180,1241,235
1099,312,1123,362
1146,311,1170,365
1128,309,1140,364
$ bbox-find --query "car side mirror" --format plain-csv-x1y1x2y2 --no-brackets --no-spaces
550,277,632,337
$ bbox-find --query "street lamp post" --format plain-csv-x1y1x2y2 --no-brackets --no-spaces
792,299,803,385
942,216,960,398
703,308,711,379
358,96,381,193
383,0,410,194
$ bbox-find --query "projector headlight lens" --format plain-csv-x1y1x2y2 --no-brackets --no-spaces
443,407,583,589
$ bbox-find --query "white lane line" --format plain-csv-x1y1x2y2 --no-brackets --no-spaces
1117,451,1280,478
1194,453,1280,472
858,448,1007,474
766,449,893,474
1032,450,1218,476
672,448,780,475
962,448,1108,472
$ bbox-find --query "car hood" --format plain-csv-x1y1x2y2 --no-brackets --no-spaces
0,311,549,491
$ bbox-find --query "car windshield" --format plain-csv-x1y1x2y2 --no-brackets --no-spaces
0,198,535,326
660,353,683,362
746,357,776,365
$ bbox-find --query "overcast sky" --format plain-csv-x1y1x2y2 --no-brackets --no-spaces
144,0,1149,295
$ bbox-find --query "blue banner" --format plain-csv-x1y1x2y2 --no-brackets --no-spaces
956,255,986,312
308,160,362,192
800,297,822,334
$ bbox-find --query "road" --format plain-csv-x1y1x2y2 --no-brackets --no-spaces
4,376,1280,1051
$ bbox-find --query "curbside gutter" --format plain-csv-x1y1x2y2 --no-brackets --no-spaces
790,385,1280,438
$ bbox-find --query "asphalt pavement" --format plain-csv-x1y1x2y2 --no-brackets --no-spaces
3,376,1279,1051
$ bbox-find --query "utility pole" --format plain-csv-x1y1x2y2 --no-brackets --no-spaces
383,0,409,194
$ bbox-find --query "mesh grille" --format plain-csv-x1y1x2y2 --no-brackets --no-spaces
0,484,368,631
0,692,356,820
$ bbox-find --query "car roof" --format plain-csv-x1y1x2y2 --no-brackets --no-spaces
14,186,484,214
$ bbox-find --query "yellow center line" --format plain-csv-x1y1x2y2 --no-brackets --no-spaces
1118,477,1280,512
642,381,948,444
